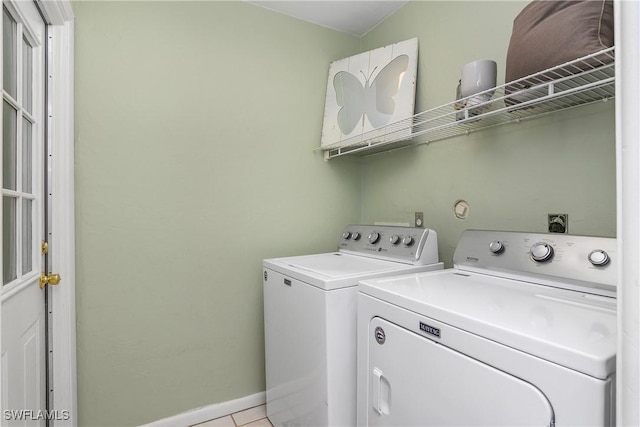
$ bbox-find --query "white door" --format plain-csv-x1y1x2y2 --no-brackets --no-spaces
1,0,47,424
365,317,555,427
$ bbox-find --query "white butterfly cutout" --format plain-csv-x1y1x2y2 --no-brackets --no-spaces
333,54,409,135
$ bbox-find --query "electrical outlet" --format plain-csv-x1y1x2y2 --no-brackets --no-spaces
414,212,424,228
548,214,568,233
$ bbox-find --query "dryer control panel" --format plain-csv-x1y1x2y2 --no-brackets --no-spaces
453,230,617,297
338,225,439,266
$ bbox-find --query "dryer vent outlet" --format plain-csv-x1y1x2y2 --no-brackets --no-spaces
548,214,568,233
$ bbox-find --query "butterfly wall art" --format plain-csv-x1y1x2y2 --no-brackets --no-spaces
320,38,418,149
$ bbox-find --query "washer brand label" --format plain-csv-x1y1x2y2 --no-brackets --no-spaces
374,326,386,345
419,322,441,338
466,256,479,263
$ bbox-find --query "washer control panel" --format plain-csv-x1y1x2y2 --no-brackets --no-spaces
338,224,439,265
453,230,617,296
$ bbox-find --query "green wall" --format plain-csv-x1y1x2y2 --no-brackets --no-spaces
74,1,616,425
360,1,616,265
73,2,360,425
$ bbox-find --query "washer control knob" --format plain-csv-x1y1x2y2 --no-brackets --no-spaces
390,235,400,245
530,243,554,262
351,232,361,241
342,231,351,240
488,240,505,254
588,250,610,266
368,232,381,244
402,236,414,247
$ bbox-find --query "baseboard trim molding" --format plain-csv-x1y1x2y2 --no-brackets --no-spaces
141,391,266,427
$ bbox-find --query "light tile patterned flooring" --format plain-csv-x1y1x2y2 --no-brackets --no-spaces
191,404,273,427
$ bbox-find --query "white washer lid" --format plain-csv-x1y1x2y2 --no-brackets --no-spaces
264,253,441,291
359,269,617,379
284,253,402,278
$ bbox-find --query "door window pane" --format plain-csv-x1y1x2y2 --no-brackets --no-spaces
3,6,17,99
3,196,17,285
2,3,43,288
22,199,32,275
3,100,17,190
22,119,33,193
22,37,33,113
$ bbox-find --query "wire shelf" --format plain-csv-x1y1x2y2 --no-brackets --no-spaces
318,47,615,159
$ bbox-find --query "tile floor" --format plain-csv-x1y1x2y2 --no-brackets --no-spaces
191,404,273,427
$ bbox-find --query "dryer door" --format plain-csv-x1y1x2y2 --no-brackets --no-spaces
365,317,554,426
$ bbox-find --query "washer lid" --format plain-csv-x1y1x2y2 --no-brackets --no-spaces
264,253,440,291
283,253,403,278
359,269,617,379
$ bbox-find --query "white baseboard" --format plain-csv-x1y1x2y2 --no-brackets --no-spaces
140,391,266,427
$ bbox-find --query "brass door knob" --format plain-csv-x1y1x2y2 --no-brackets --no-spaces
40,273,61,289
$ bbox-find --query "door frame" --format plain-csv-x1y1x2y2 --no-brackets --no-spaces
615,0,640,425
39,1,75,423
0,0,75,424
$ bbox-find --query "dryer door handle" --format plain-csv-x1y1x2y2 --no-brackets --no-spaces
372,368,391,416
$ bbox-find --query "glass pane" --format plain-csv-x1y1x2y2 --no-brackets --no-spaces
3,7,17,99
22,199,32,275
3,100,17,190
23,37,33,113
3,196,17,285
22,119,32,193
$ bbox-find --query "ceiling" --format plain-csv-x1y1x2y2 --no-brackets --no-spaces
246,1,409,37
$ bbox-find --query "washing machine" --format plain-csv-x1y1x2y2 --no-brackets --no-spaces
263,224,443,427
357,230,617,427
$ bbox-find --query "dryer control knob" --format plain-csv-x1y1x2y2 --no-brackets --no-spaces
530,243,554,262
351,232,361,241
402,236,414,247
368,232,381,244
489,240,505,254
342,231,351,240
588,250,610,266
390,235,400,245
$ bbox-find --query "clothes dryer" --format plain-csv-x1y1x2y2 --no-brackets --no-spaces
264,225,443,427
358,230,616,426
